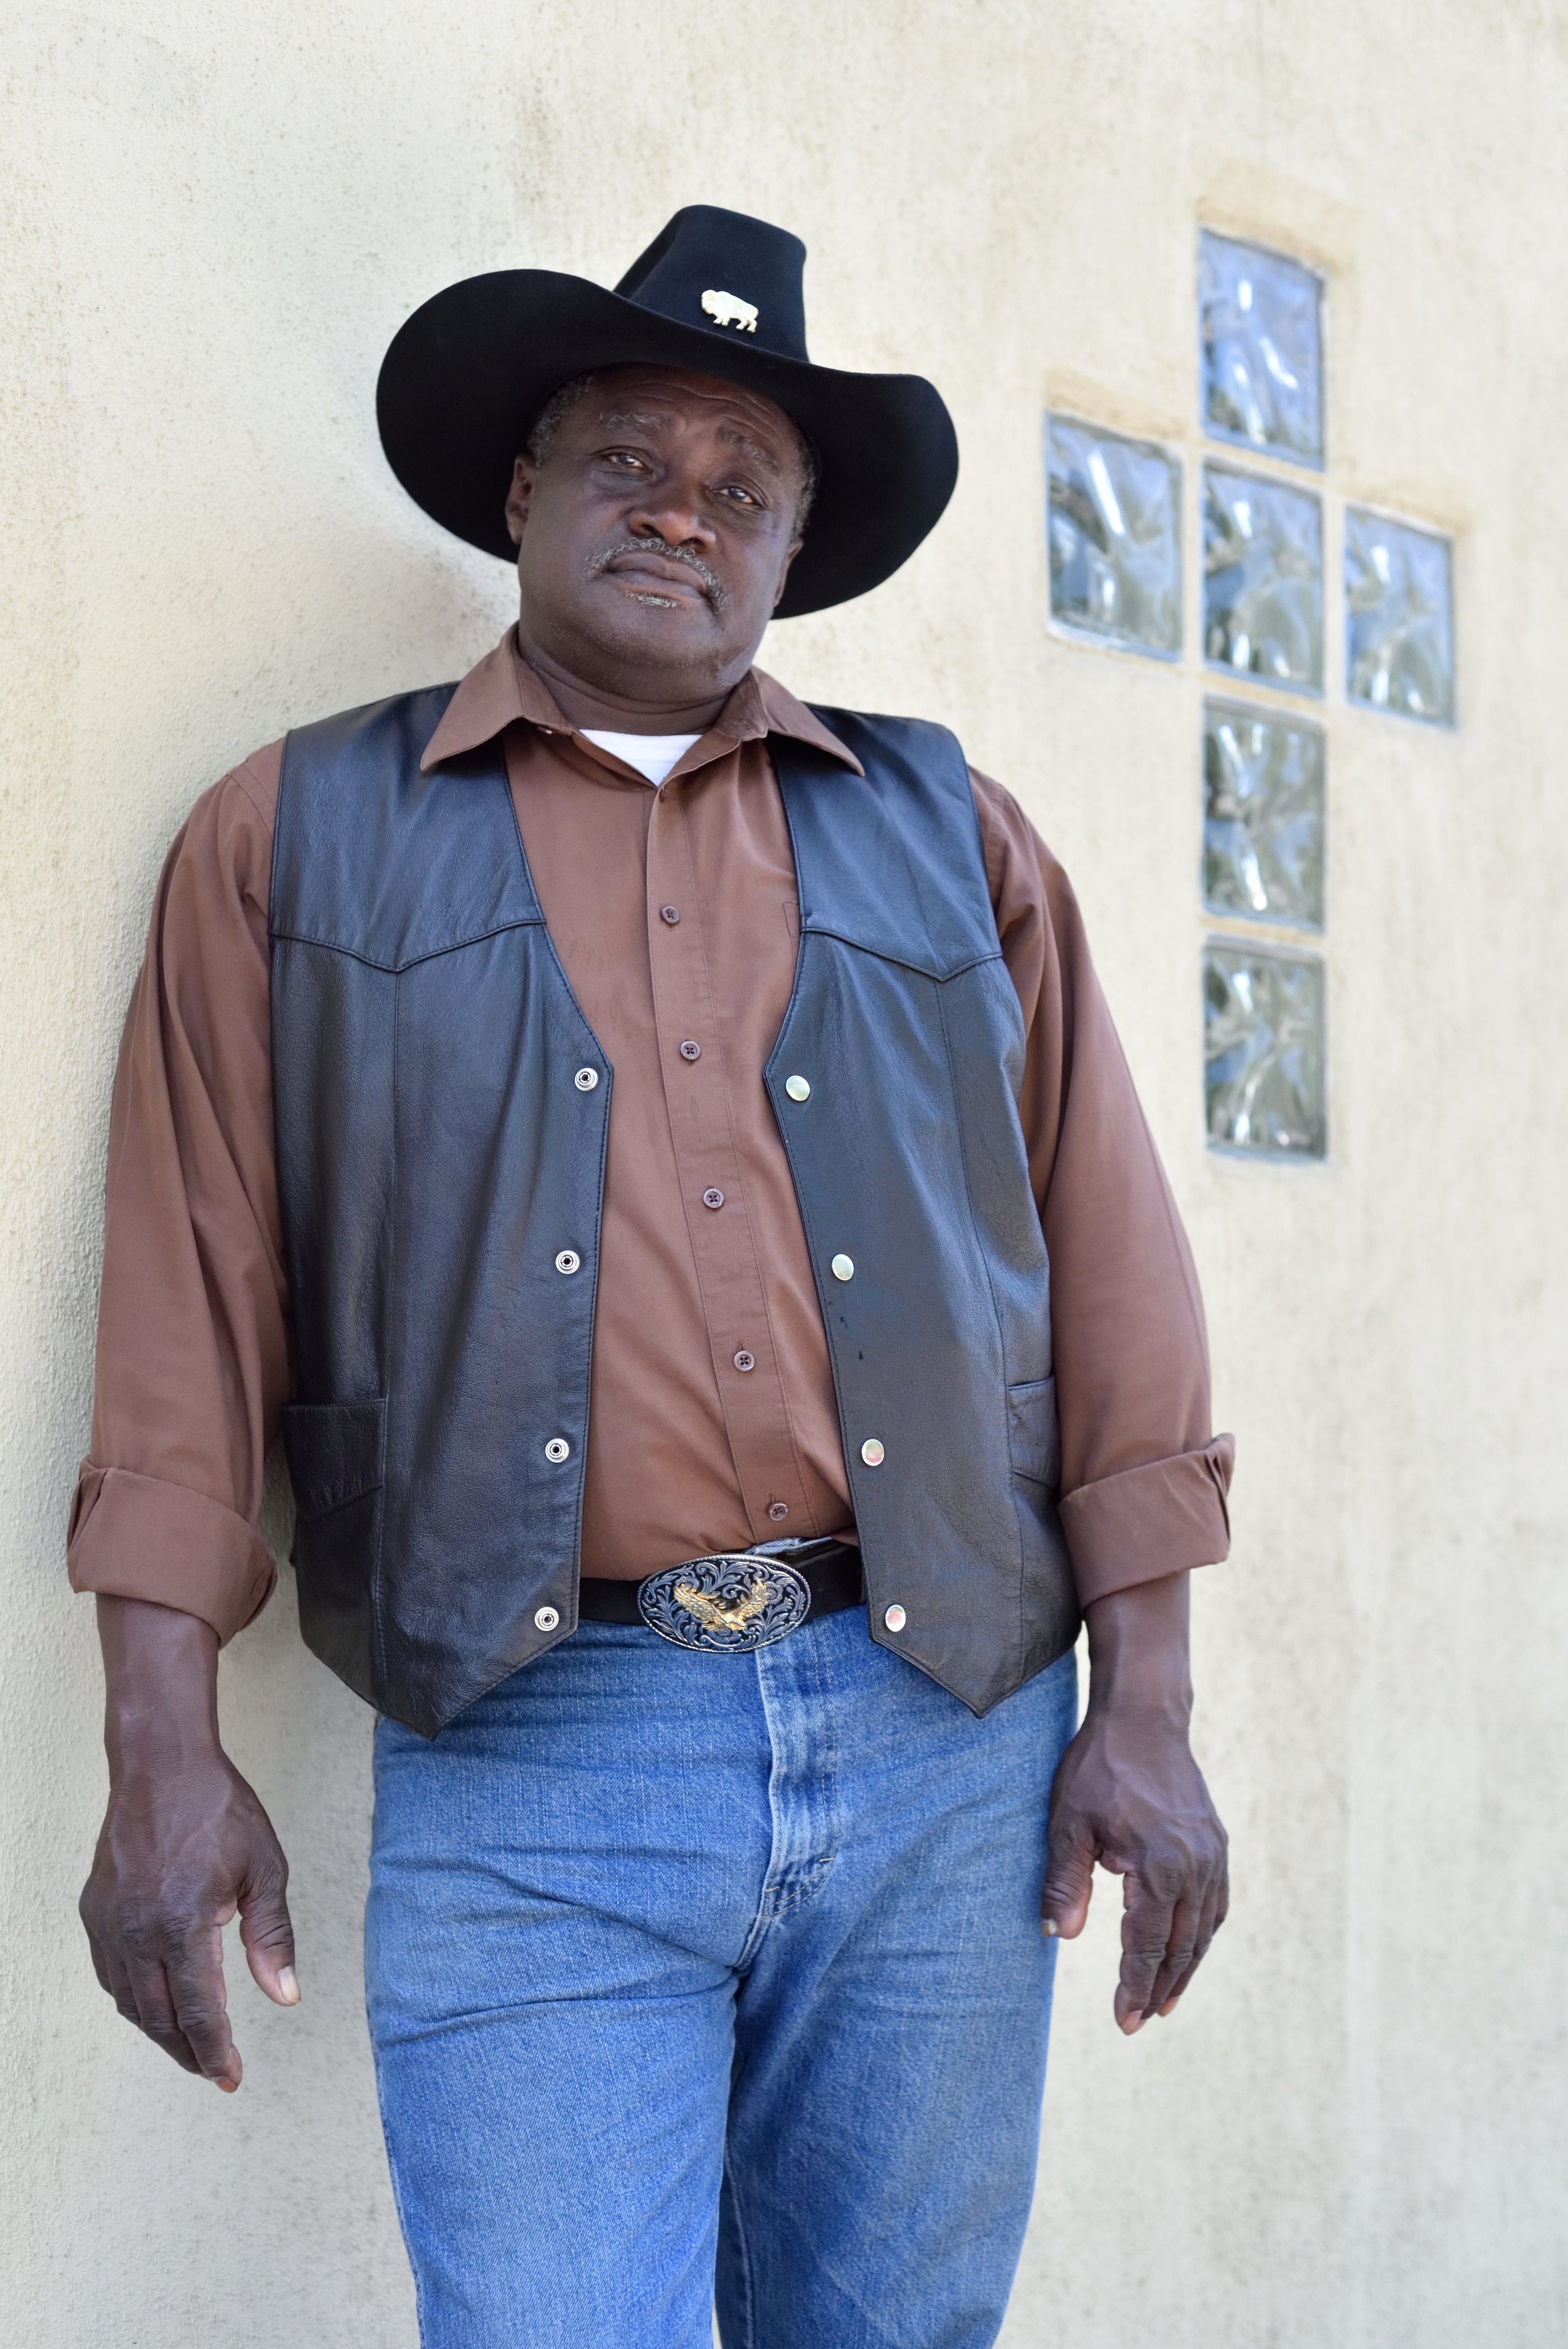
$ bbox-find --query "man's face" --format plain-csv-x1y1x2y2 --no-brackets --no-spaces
506,366,807,707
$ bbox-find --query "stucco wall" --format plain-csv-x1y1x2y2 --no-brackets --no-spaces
4,3,1566,2342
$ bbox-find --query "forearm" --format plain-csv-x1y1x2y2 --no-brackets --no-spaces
97,1594,222,1774
1082,1571,1192,1726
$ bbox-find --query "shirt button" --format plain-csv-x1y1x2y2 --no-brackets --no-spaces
784,1074,811,1102
702,1187,725,1210
883,1603,907,1633
660,905,681,926
544,1437,571,1463
554,1249,581,1275
861,1438,886,1468
830,1253,855,1281
574,1067,599,1091
733,1350,756,1372
679,1039,702,1062
534,1604,561,1633
767,1500,790,1522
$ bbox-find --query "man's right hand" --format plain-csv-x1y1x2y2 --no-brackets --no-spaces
79,1595,298,2091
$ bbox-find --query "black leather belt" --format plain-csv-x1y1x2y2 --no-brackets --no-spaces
578,1538,862,1653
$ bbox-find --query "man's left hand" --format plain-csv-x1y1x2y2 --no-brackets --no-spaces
1040,1572,1229,2032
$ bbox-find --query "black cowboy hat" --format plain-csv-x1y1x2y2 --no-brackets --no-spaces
376,204,958,618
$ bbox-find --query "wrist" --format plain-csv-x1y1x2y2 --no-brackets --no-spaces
105,1699,225,1780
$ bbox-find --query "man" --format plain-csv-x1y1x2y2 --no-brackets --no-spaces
73,206,1233,2346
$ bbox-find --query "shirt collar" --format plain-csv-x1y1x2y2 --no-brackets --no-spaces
420,628,863,778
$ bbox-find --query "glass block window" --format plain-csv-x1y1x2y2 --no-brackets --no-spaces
1203,701,1325,931
1199,232,1323,468
1047,417,1182,657
1203,943,1326,1158
1344,506,1455,724
1203,466,1323,692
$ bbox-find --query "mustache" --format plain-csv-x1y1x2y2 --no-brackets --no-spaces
588,537,726,610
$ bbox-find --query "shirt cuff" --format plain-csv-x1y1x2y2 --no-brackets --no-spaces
67,1460,276,1644
1058,1434,1235,1608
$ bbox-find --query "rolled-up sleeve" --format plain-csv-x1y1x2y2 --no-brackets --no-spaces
973,768,1234,1607
68,746,289,1642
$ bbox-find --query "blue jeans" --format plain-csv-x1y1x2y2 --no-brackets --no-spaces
366,1604,1078,2348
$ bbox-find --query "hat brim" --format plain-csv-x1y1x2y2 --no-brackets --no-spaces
376,272,958,619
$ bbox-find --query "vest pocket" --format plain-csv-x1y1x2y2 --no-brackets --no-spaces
282,1397,386,1520
1007,1376,1061,1494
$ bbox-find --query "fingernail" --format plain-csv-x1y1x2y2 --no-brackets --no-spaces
278,1966,300,2005
1042,1919,1059,1938
215,2076,238,2093
1120,2013,1144,2035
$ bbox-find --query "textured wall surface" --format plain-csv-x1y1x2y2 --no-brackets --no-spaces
4,3,1567,2341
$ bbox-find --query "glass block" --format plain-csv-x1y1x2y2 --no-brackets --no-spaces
1199,232,1323,468
1203,701,1325,931
1047,417,1181,657
1204,466,1323,692
1204,943,1326,1159
1344,507,1454,724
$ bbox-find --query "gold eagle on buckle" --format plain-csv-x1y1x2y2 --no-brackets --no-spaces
673,1577,768,1633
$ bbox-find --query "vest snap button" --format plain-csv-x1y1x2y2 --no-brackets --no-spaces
544,1437,571,1463
861,1438,886,1468
554,1249,581,1275
784,1074,810,1102
574,1068,599,1091
830,1253,854,1281
883,1603,906,1633
534,1604,560,1633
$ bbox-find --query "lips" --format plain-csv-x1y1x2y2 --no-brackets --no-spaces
600,550,712,603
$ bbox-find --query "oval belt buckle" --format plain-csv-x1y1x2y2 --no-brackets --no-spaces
637,1552,812,1652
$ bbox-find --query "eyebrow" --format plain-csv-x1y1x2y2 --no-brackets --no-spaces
599,407,788,479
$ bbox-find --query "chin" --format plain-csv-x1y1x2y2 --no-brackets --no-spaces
583,600,728,677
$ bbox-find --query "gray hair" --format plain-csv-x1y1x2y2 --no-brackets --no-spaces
525,369,818,537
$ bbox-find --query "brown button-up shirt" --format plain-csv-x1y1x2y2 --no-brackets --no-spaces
68,630,1232,1638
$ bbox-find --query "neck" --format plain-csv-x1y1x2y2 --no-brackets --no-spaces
512,622,747,735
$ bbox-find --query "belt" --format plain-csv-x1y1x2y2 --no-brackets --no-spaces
578,1538,862,1653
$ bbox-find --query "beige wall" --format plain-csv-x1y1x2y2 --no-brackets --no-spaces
4,3,1567,2341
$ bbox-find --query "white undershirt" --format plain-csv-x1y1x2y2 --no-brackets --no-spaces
580,729,703,787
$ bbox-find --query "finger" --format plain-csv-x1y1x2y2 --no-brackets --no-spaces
120,1952,206,2076
165,1922,242,2091
238,1851,299,2007
1143,1888,1203,2017
1158,1874,1228,2015
102,1951,145,2032
1115,1867,1179,2033
1041,1815,1097,1940
83,1924,114,1998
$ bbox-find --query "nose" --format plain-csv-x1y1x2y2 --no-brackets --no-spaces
628,470,717,552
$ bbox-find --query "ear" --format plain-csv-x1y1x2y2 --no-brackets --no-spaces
504,453,536,547
770,539,803,613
